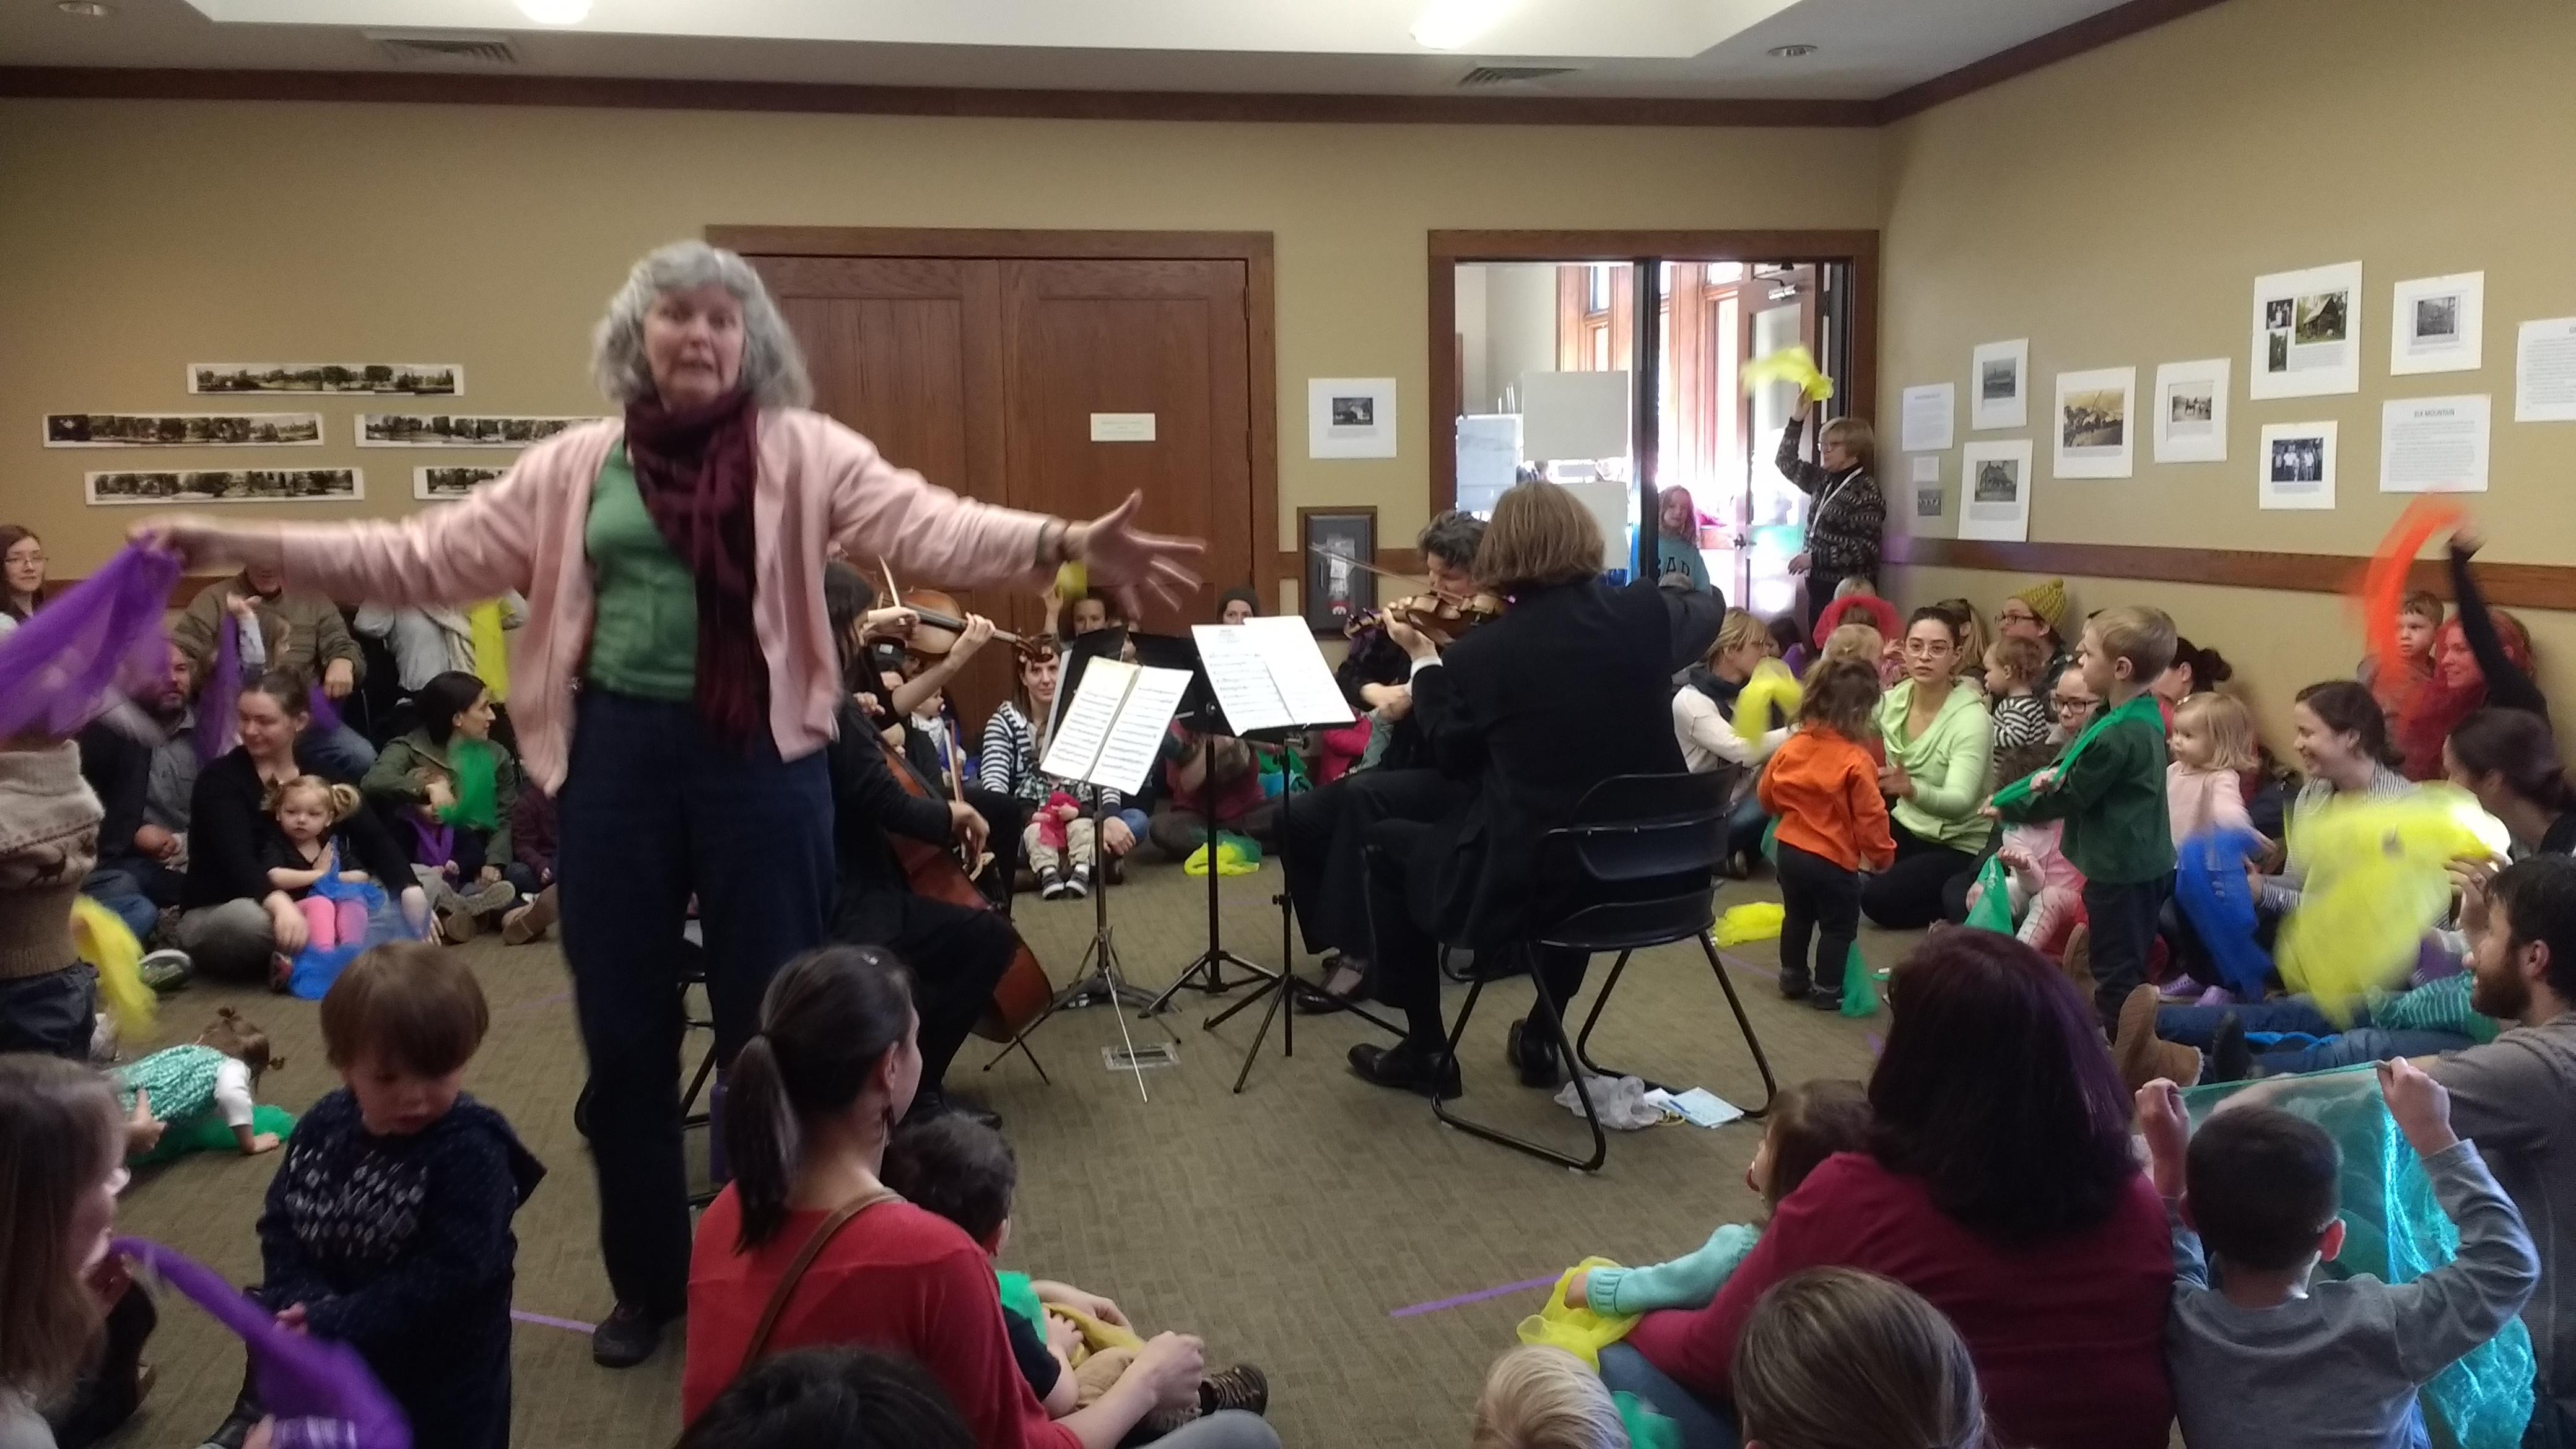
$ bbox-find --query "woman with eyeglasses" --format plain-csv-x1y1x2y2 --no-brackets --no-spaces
1861,607,1995,931
1993,580,2071,692
0,526,45,622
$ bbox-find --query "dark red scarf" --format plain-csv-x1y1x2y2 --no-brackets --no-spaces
624,388,767,749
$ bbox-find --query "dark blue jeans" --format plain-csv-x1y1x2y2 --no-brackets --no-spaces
2157,999,2471,1074
1598,1345,1739,1449
557,690,835,1318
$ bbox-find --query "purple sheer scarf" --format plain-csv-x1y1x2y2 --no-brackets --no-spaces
0,543,179,744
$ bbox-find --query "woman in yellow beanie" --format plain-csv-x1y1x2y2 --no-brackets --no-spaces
1996,579,2073,689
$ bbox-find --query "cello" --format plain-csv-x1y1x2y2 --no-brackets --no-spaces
867,565,1053,1041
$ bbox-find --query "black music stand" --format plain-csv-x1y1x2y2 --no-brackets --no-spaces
1142,633,1278,1011
983,630,1183,1100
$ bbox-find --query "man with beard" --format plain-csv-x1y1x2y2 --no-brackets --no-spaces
76,642,200,941
2429,853,2576,1445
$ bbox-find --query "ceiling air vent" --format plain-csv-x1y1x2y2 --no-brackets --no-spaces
365,32,520,66
1458,66,1577,87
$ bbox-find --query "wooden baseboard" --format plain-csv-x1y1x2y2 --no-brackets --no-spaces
1886,536,2576,614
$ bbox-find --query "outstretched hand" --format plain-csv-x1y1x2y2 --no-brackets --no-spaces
2133,1078,2191,1197
128,516,238,568
1071,492,1204,616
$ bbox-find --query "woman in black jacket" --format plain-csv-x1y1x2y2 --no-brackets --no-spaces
175,670,424,982
1349,482,1721,1096
1778,401,1884,633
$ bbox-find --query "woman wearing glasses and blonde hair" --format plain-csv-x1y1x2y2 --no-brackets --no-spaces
1778,402,1882,634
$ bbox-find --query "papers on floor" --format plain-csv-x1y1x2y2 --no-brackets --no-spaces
1190,617,1353,734
1643,1087,1746,1129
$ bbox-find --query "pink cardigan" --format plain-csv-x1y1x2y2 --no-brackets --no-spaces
259,411,1052,791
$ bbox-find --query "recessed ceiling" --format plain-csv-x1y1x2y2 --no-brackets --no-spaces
0,0,2146,101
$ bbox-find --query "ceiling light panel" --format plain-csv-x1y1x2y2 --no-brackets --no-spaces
179,0,1808,59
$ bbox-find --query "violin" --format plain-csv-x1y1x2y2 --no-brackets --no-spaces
1344,590,1507,645
877,575,1042,661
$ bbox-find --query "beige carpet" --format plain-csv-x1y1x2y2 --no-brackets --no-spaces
106,861,1921,1448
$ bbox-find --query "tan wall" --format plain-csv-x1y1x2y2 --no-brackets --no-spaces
0,98,1883,593
1877,0,2576,741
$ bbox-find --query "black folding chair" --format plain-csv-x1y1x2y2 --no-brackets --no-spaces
1430,771,1779,1172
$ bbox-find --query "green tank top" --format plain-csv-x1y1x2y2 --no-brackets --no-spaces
584,443,698,701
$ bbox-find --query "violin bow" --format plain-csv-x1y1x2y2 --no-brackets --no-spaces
1303,542,1422,587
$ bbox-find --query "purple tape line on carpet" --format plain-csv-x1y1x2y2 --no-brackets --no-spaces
511,1308,598,1334
1715,949,1777,982
1388,1275,1558,1319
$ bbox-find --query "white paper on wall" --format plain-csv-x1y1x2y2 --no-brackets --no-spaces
1900,383,1955,453
2250,262,2362,399
2389,272,2484,376
2516,318,2576,422
1909,454,1945,528
1958,439,2032,542
2379,395,2490,494
2150,359,2230,465
1972,340,2028,430
2257,420,2338,511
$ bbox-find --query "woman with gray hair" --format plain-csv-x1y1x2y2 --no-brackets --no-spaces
133,240,1202,1369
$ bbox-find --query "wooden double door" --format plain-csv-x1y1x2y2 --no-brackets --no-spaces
744,245,1262,729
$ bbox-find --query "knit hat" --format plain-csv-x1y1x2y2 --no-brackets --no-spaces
2010,578,2068,633
0,742,105,981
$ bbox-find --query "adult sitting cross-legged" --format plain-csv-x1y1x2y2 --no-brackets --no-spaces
176,669,427,983
1601,929,2174,1449
130,238,1201,1370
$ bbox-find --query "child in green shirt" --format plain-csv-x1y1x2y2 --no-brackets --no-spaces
1991,606,2178,1032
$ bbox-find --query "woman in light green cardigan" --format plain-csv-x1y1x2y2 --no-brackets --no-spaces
1863,606,1993,928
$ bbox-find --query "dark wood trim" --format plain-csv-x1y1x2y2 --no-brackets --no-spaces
1429,230,1879,516
707,226,1274,261
1871,0,2234,121
0,66,1873,128
1886,536,2576,614
1430,230,1882,263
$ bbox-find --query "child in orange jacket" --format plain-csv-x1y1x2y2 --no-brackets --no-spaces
1759,659,1897,1009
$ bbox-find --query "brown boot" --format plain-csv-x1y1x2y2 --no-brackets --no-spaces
2113,983,2203,1092
2060,922,2095,1004
503,884,559,946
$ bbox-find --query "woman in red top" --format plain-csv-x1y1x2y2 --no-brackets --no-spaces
683,946,1275,1449
1602,931,2174,1449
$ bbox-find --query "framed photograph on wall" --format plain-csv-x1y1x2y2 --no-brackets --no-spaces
1299,507,1377,633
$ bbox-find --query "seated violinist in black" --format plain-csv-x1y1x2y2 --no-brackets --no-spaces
1348,481,1723,1097
820,564,1016,1129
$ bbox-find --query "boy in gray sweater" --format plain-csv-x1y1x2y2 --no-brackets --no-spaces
2138,1060,2538,1449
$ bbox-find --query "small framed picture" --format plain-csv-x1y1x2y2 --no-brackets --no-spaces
1299,507,1378,633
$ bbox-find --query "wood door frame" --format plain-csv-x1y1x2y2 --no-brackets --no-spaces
1428,230,1879,516
709,225,1277,606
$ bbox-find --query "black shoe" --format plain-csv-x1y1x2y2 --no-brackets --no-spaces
591,1301,669,1368
1505,1018,1562,1089
1347,1040,1461,1099
1807,988,1844,1012
196,1406,263,1449
1200,1362,1270,1417
1778,966,1812,1000
1296,960,1372,1015
904,1089,1004,1131
2208,1012,2255,1084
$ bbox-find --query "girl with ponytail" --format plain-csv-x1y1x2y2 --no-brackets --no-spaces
685,947,1263,1449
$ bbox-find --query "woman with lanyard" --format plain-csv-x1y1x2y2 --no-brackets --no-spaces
1777,401,1883,634
1861,607,1994,931
132,239,1203,1371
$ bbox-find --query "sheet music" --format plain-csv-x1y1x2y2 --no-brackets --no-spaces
1245,617,1357,726
1190,619,1354,733
1039,658,1132,783
1089,666,1192,796
1190,625,1292,733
